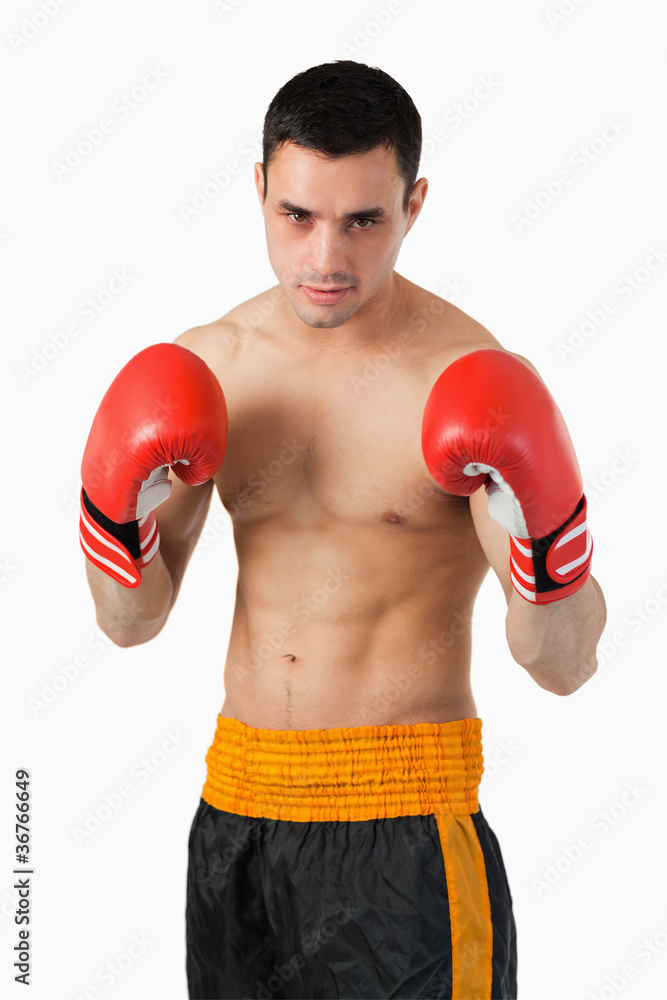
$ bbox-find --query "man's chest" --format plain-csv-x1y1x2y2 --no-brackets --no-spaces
213,356,465,529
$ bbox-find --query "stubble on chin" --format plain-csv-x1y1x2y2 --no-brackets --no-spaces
289,298,361,330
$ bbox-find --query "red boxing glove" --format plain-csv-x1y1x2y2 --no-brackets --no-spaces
79,343,228,587
421,349,592,605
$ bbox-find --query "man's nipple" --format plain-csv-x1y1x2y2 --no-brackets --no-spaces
381,511,407,524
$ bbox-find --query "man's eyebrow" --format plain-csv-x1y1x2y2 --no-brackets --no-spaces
276,199,387,220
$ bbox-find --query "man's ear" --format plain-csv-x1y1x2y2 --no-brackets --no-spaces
254,162,265,204
405,177,428,236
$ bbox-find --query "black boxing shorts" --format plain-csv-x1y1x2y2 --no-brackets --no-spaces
186,715,517,999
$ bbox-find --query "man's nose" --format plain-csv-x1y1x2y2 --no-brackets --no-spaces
306,226,348,278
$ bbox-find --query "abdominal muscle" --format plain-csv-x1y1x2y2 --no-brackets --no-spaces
218,512,487,731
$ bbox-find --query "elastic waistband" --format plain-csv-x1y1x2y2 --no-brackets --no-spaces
202,715,484,822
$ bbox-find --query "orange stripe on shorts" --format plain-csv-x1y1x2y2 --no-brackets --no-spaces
435,812,494,999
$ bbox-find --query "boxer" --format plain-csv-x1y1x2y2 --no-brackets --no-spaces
81,60,606,999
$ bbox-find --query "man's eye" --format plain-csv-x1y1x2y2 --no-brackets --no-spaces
285,214,376,228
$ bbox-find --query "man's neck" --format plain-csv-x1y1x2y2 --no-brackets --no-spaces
279,271,413,358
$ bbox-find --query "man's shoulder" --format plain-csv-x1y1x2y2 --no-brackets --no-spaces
404,282,506,375
402,285,544,396
174,285,285,364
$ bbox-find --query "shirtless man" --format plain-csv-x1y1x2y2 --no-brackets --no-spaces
80,61,606,999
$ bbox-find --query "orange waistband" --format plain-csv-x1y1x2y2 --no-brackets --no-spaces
202,715,484,822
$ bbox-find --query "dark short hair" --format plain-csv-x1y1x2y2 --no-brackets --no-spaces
262,60,422,213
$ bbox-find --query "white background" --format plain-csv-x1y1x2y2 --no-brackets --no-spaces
2,1,666,998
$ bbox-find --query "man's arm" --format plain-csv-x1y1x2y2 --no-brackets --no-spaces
81,330,227,647
85,475,214,647
469,484,606,694
422,347,606,694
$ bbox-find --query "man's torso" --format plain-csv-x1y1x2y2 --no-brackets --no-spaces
185,274,505,729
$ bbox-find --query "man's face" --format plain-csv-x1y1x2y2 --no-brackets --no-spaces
255,141,426,330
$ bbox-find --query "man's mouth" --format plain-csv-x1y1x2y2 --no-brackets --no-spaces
301,286,351,304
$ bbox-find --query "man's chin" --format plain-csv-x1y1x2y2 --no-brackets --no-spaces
289,299,360,330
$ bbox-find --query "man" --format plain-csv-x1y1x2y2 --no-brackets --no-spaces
80,61,606,999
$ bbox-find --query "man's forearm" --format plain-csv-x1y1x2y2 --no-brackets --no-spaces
85,549,174,647
505,575,607,694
